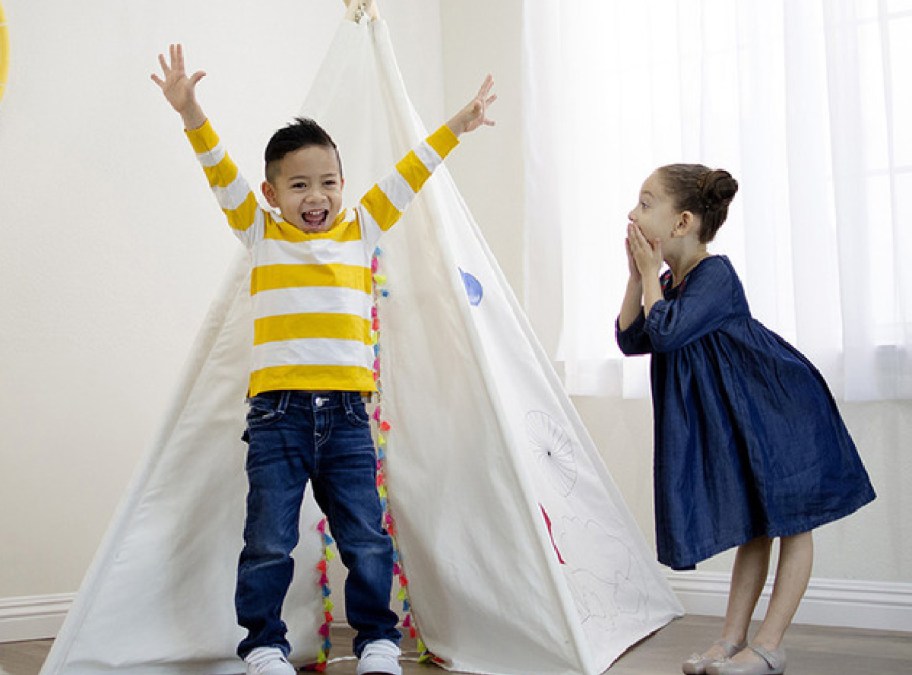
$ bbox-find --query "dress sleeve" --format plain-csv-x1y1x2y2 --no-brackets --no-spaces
355,124,459,248
185,119,265,249
616,311,653,355
643,257,735,352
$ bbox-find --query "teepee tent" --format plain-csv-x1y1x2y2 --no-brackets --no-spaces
40,16,682,675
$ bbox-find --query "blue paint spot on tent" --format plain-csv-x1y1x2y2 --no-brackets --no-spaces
459,268,483,306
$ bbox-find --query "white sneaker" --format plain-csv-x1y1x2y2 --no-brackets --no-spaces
356,639,402,675
244,646,296,675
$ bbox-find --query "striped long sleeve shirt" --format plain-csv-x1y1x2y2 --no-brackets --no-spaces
185,119,459,396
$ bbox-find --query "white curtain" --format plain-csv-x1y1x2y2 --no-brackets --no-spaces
523,0,912,401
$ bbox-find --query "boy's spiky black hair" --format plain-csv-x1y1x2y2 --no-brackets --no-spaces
264,117,342,183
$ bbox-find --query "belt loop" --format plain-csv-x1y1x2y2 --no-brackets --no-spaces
341,391,356,416
277,390,292,414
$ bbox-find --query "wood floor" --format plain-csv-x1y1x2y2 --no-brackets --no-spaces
2,615,911,674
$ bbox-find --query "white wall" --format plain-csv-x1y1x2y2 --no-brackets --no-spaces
1,0,907,637
440,0,525,297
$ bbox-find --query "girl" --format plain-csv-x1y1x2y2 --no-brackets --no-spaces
616,164,875,675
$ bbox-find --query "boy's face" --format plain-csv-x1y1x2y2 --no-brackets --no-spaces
627,171,683,244
262,144,344,233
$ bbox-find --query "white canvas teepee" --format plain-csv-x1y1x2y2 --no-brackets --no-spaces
41,16,682,675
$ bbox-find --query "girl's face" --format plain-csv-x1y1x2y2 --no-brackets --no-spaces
627,171,683,244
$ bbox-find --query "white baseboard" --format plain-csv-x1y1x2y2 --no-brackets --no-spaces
668,571,912,633
0,594,73,643
2,576,911,644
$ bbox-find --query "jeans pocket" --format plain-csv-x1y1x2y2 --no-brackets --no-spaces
246,393,287,430
345,397,371,428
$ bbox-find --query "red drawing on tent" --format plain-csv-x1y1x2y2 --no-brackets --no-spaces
540,504,566,564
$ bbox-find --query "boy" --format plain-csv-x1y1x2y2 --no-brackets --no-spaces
151,2,496,674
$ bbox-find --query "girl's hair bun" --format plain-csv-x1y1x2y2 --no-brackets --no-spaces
659,164,739,243
700,170,739,210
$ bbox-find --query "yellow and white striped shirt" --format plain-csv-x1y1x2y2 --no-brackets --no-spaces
186,119,459,396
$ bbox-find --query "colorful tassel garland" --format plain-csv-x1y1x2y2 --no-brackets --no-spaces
313,518,334,668
368,250,438,667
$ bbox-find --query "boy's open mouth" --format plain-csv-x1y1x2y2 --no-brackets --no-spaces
301,209,329,230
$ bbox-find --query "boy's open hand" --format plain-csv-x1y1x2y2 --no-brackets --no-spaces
447,74,497,136
151,44,207,130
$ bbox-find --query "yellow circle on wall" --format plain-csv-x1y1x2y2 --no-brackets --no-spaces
0,2,8,103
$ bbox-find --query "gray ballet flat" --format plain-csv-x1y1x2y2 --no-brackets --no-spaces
705,644,786,675
681,639,747,674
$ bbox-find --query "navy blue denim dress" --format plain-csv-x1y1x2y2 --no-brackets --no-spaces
617,255,875,570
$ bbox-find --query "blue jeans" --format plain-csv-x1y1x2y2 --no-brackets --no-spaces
235,390,400,659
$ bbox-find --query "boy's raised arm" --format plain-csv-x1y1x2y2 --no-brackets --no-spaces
446,74,497,137
151,43,207,131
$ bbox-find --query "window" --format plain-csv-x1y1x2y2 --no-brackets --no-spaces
523,0,912,400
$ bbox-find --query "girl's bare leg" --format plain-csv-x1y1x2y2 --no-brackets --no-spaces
726,531,813,665
699,537,772,661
